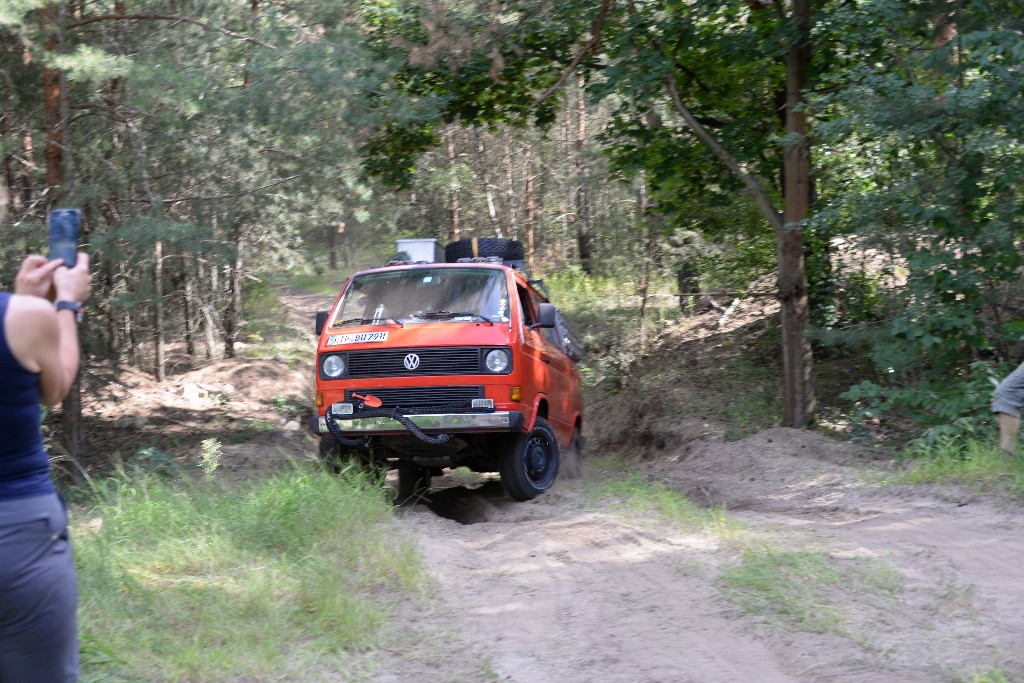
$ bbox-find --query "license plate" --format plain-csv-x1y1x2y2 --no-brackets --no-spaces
327,331,389,345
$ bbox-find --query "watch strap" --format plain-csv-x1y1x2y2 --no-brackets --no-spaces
55,300,83,323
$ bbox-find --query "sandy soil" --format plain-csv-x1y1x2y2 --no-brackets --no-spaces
66,284,1024,682
375,428,1024,683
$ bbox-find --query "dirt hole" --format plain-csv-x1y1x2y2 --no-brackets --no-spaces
422,481,509,524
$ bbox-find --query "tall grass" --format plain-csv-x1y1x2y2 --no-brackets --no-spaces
75,465,421,682
895,436,1024,500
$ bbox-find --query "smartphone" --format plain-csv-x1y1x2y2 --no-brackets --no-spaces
48,208,81,268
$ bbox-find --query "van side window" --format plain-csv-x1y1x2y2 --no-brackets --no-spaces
516,284,535,327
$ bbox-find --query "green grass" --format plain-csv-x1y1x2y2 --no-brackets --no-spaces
75,464,421,682
719,544,900,635
892,437,1024,500
958,667,1016,683
581,470,738,536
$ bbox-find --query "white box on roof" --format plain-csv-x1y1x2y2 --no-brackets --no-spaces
396,238,444,263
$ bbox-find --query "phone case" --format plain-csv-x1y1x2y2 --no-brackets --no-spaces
48,208,80,268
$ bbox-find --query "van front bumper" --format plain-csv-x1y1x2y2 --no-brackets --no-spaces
310,409,523,435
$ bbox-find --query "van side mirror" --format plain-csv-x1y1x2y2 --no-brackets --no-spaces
315,310,329,336
528,303,557,331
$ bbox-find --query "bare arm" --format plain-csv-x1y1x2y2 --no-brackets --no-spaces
5,297,70,406
6,253,92,406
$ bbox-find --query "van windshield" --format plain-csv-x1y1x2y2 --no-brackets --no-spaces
332,268,511,326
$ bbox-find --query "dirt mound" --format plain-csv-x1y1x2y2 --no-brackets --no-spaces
638,427,894,514
67,356,317,482
174,358,310,403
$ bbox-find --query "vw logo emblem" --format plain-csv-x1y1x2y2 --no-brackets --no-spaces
403,353,421,370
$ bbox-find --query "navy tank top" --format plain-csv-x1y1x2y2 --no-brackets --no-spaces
0,292,54,499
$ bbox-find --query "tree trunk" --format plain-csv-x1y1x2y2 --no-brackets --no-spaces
501,130,519,239
327,222,337,270
477,131,502,236
104,259,118,355
153,239,165,380
61,376,83,482
524,143,536,273
637,178,653,353
778,0,815,427
196,258,218,359
574,74,594,274
223,221,243,358
182,265,196,357
446,128,460,241
42,8,63,195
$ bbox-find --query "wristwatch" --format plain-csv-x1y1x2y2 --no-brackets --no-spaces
55,300,84,323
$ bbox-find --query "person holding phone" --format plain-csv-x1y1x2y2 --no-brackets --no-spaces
0,252,91,683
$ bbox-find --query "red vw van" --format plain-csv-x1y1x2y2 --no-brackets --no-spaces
310,238,583,501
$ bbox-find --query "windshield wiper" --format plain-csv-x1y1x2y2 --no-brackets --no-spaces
336,317,404,327
411,311,494,325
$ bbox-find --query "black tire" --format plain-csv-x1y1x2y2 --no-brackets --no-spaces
444,238,525,263
499,417,560,501
397,463,432,500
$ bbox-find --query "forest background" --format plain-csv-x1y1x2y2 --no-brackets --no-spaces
1,0,1023,465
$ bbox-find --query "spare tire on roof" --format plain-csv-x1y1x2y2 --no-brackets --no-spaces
445,237,525,263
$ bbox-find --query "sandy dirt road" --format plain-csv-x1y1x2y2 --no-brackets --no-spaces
374,430,1024,683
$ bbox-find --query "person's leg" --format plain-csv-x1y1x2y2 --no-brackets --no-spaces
0,493,79,683
993,362,1024,455
999,412,1021,454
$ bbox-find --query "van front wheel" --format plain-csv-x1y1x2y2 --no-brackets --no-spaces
499,418,560,501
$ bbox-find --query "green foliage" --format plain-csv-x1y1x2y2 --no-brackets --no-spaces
843,361,1005,432
76,465,421,681
812,1,1024,435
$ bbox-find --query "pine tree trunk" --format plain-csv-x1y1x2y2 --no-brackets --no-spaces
224,222,243,358
42,5,63,195
182,265,196,357
327,223,337,270
61,376,83,482
446,128,460,241
477,131,502,236
196,258,217,359
637,178,652,353
20,128,36,207
501,130,519,239
524,143,536,273
104,259,118,356
574,74,594,274
153,239,165,380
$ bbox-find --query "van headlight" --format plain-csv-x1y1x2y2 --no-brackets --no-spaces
321,354,345,378
484,348,511,373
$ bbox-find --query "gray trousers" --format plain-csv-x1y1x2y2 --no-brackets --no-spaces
0,492,78,683
992,362,1024,419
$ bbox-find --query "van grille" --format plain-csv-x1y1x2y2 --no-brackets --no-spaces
346,347,481,378
345,386,483,408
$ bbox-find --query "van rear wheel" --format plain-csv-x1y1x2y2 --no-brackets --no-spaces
499,417,560,501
